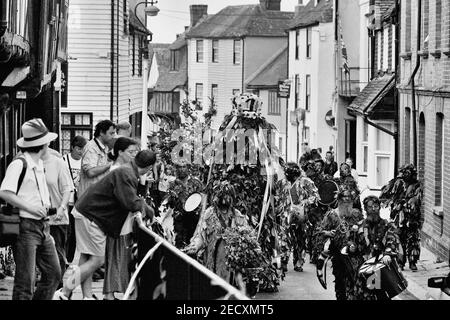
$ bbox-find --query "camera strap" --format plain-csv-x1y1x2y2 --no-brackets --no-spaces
32,168,47,209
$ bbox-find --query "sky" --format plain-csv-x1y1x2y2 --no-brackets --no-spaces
147,0,301,43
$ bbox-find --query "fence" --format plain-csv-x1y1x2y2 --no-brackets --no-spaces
132,219,249,300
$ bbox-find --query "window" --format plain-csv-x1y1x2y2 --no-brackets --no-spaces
211,84,218,103
306,27,312,58
422,0,429,50
418,113,426,182
303,127,310,144
233,39,241,65
435,0,442,50
268,91,281,115
196,40,204,63
130,112,143,139
212,40,219,63
435,113,444,206
383,27,389,70
232,89,241,96
405,108,411,165
362,121,369,174
377,32,382,70
170,50,179,71
61,113,93,156
295,74,300,109
376,123,392,151
305,75,311,111
295,30,300,60
405,0,411,52
195,83,203,104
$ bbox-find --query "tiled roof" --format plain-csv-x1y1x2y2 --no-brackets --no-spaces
289,0,333,30
185,5,294,39
149,44,187,92
169,33,187,50
382,3,396,21
349,74,395,115
377,0,396,17
246,45,288,88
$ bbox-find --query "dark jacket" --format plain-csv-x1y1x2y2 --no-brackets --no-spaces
75,161,150,238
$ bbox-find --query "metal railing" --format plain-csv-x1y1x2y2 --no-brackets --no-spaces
124,217,249,300
339,67,370,97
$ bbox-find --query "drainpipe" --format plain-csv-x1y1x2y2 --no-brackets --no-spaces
393,0,400,176
410,0,422,167
110,0,115,121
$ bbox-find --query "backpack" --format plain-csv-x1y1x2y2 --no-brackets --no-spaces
0,157,28,247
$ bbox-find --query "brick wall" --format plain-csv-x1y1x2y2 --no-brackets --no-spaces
398,0,450,262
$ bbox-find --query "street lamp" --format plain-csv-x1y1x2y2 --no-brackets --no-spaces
133,1,159,150
135,1,160,22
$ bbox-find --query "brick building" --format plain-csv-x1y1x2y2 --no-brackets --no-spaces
398,0,450,262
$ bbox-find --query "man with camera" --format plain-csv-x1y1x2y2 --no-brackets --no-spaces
42,146,73,288
0,119,61,300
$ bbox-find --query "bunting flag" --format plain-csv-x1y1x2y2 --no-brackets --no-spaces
339,17,350,74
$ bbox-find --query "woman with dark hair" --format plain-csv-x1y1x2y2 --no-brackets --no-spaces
184,181,248,283
103,137,140,300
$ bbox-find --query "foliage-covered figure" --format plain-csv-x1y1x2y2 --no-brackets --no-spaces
300,160,328,264
315,206,364,300
379,164,423,271
184,181,250,284
351,196,403,300
206,93,284,292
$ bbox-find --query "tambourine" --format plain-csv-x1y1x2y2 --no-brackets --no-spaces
183,193,203,213
318,180,339,206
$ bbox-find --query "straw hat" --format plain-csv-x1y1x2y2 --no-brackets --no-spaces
17,118,58,148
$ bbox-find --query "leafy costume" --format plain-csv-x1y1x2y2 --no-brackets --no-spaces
315,209,364,300
190,206,248,282
350,217,401,300
379,164,423,268
167,175,204,248
206,93,283,292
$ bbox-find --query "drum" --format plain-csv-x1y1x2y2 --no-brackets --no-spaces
318,180,339,206
358,257,408,299
183,193,203,213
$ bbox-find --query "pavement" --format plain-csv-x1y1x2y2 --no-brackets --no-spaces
1,245,448,300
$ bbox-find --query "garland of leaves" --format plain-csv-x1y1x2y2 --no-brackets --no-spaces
206,107,283,292
379,164,423,225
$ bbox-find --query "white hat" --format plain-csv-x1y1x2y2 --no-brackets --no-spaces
17,118,58,148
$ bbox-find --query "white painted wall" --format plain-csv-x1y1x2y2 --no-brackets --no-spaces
67,0,145,128
187,38,242,130
287,23,335,162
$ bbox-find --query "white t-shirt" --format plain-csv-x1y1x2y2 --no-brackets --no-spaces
63,154,81,205
0,152,51,220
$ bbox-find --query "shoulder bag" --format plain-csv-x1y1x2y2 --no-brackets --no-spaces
0,157,28,247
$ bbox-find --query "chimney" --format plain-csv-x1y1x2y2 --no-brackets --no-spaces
259,0,281,11
295,0,305,14
184,26,189,31
190,5,208,27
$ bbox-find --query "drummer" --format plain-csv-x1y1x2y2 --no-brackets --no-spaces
350,196,402,300
166,165,204,249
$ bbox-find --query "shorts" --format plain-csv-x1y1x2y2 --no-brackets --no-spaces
73,208,106,257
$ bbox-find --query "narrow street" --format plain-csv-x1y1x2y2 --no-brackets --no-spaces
256,259,336,300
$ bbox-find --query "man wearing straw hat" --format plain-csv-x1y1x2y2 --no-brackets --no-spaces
0,119,61,300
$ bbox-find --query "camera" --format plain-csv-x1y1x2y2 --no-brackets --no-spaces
48,208,58,216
